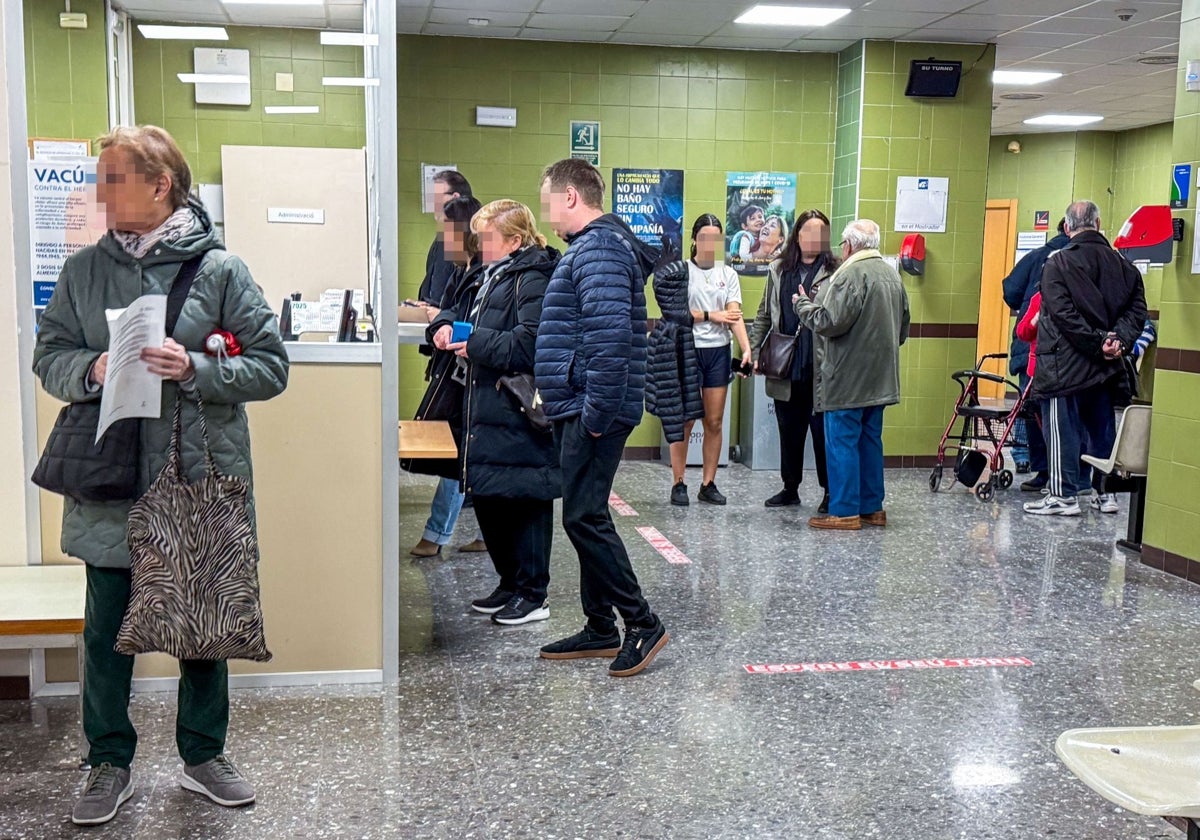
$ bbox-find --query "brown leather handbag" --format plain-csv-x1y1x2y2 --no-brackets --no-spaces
757,330,799,380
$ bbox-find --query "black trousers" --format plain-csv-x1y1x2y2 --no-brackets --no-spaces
472,495,553,602
554,416,653,633
774,379,828,491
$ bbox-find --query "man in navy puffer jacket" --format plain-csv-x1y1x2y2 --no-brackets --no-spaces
534,159,669,677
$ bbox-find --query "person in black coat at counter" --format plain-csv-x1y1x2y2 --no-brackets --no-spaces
431,200,562,626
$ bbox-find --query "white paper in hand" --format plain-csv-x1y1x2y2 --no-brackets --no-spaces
97,295,167,442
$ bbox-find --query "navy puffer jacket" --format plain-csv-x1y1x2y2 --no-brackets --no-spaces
535,214,656,434
646,259,703,443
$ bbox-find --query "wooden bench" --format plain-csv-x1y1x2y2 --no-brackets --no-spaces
399,420,457,459
0,564,87,765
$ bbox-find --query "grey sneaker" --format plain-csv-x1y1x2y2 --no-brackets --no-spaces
181,755,256,807
71,762,133,826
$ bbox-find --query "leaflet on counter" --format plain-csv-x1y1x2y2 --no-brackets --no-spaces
98,295,166,442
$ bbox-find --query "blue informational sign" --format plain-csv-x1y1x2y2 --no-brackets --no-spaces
33,282,56,308
611,169,684,255
1172,163,1191,209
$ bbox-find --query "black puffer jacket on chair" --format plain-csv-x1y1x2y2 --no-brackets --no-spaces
646,258,704,443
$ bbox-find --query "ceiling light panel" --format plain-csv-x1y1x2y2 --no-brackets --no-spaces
138,25,229,40
178,73,251,84
734,5,852,27
221,0,323,5
993,70,1062,84
1023,114,1104,125
319,31,380,45
322,76,381,86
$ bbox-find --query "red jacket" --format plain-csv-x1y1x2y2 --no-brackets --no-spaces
1015,291,1041,377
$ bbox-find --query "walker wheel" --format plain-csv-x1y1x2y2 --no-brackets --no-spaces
976,480,995,502
929,466,943,493
997,469,1013,489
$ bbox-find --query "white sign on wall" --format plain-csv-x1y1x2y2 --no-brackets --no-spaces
267,207,325,225
27,157,104,309
895,176,949,233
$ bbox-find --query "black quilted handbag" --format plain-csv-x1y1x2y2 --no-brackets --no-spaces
31,406,139,502
116,394,271,662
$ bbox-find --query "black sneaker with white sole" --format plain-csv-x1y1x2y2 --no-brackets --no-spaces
609,617,670,677
471,587,515,615
491,595,549,625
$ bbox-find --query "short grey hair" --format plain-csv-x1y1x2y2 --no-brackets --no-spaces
841,219,880,252
1064,200,1100,232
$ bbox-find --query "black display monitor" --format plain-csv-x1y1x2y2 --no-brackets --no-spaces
905,59,963,98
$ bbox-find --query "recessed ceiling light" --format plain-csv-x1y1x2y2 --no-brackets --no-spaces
734,5,851,26
177,73,251,84
1000,92,1045,100
993,70,1061,85
320,31,379,46
468,18,489,26
1137,54,1177,65
1024,114,1104,126
264,105,320,114
322,76,380,87
138,25,228,40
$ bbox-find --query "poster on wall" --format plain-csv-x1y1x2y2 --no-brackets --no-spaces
1172,163,1192,209
569,120,600,165
895,176,949,233
724,171,796,276
421,163,457,213
27,157,105,311
611,169,684,255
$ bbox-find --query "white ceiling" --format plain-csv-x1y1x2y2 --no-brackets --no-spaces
114,0,1184,134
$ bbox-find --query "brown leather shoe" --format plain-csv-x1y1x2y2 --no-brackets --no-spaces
457,538,488,553
808,514,861,530
409,538,442,557
861,510,887,527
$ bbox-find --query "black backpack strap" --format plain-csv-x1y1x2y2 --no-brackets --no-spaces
165,253,206,337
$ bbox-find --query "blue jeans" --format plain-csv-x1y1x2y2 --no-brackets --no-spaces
1042,384,1115,498
423,477,464,545
824,406,886,518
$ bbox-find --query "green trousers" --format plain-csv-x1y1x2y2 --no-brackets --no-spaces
83,564,229,768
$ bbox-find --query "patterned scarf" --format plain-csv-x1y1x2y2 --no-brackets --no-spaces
112,206,196,259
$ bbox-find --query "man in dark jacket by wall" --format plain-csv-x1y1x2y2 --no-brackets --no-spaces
1002,219,1069,491
1024,200,1147,517
534,158,669,677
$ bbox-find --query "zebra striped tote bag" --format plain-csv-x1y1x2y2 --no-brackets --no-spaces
116,395,271,662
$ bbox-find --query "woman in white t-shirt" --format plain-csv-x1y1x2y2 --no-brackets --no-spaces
669,213,753,507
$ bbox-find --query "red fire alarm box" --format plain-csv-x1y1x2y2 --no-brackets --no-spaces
899,233,926,276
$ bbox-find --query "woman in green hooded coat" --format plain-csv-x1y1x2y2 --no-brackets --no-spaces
32,125,288,826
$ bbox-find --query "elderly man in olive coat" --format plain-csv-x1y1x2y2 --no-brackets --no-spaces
794,219,910,531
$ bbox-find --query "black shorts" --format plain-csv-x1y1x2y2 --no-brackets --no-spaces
696,345,732,389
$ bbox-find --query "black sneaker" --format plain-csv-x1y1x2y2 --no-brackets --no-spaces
1015,461,1031,474
492,595,549,625
670,481,689,507
470,587,514,615
765,488,800,507
1021,472,1049,492
818,491,830,514
609,618,670,677
539,625,621,659
697,482,727,505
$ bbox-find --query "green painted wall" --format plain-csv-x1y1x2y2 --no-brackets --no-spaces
851,40,995,457
132,26,366,186
1146,0,1200,563
831,42,863,233
22,0,108,142
397,35,839,448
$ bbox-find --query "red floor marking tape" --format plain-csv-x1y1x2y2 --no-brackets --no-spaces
608,493,638,517
636,526,691,564
743,656,1033,674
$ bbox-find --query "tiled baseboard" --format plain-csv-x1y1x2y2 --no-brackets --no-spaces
1141,544,1200,584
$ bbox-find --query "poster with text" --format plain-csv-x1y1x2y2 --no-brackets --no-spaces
28,158,104,310
611,168,684,255
725,171,796,276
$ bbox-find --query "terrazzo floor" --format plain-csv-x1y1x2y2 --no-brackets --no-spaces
3,463,1199,839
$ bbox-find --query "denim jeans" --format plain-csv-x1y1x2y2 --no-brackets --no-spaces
824,406,886,518
422,477,464,545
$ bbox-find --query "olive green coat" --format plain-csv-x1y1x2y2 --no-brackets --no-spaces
32,203,289,568
794,249,910,413
748,258,833,402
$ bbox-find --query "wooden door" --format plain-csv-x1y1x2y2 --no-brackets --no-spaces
976,200,1018,398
